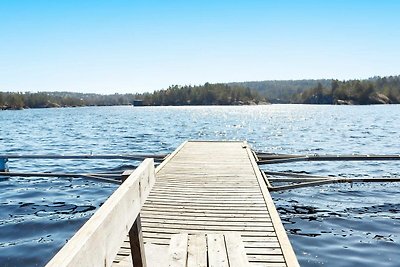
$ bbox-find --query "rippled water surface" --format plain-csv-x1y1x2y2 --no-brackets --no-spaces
0,105,399,266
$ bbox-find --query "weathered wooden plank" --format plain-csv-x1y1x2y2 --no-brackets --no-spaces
207,234,229,267
144,228,275,236
225,232,250,267
148,192,262,197
242,243,280,249
141,214,271,222
147,195,264,201
150,188,261,193
153,186,260,191
187,234,207,267
143,238,171,245
157,175,254,178
142,231,280,240
167,233,188,267
145,198,266,204
141,211,271,219
245,247,283,255
46,159,155,267
142,202,265,212
147,199,262,206
247,254,286,262
146,198,266,204
114,256,133,267
142,236,282,248
241,236,281,243
141,207,269,214
140,218,273,227
154,180,257,185
141,223,274,232
120,171,147,267
165,233,251,267
250,263,287,267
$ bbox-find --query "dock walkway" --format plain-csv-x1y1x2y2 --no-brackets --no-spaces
115,141,298,266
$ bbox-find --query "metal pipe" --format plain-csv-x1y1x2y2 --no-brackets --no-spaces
0,171,121,184
306,154,400,161
257,154,400,164
269,179,336,191
268,177,400,191
0,154,167,160
268,178,328,182
264,171,332,179
258,157,308,164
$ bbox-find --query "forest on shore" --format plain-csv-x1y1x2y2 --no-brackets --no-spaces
233,75,400,104
0,83,265,110
287,76,400,104
1,75,400,109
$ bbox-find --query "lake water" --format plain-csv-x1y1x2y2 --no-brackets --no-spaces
0,105,399,266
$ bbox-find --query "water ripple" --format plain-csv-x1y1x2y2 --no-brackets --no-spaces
0,105,399,266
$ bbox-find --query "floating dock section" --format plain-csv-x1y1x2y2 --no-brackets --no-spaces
115,141,298,266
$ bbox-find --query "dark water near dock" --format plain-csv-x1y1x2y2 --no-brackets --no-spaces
0,105,399,266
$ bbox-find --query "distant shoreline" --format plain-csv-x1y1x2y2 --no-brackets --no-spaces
0,102,272,111
1,75,399,109
2,102,399,111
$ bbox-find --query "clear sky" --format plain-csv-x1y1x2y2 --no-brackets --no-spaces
1,0,399,93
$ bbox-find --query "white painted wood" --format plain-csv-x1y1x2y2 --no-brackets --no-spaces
46,158,155,267
168,233,189,267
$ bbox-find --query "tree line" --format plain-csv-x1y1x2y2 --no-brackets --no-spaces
229,79,332,103
292,76,400,104
0,91,137,110
0,83,265,110
1,76,400,109
139,83,266,106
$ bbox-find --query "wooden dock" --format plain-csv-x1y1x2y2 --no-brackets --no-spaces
46,141,299,267
115,141,298,266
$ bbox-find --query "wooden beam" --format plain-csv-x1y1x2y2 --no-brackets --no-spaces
122,170,147,267
245,142,300,267
130,216,147,267
45,158,155,267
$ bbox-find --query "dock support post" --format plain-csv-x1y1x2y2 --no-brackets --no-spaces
122,170,147,267
130,215,147,267
0,158,9,172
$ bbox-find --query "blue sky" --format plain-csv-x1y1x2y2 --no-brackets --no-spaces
1,0,399,93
